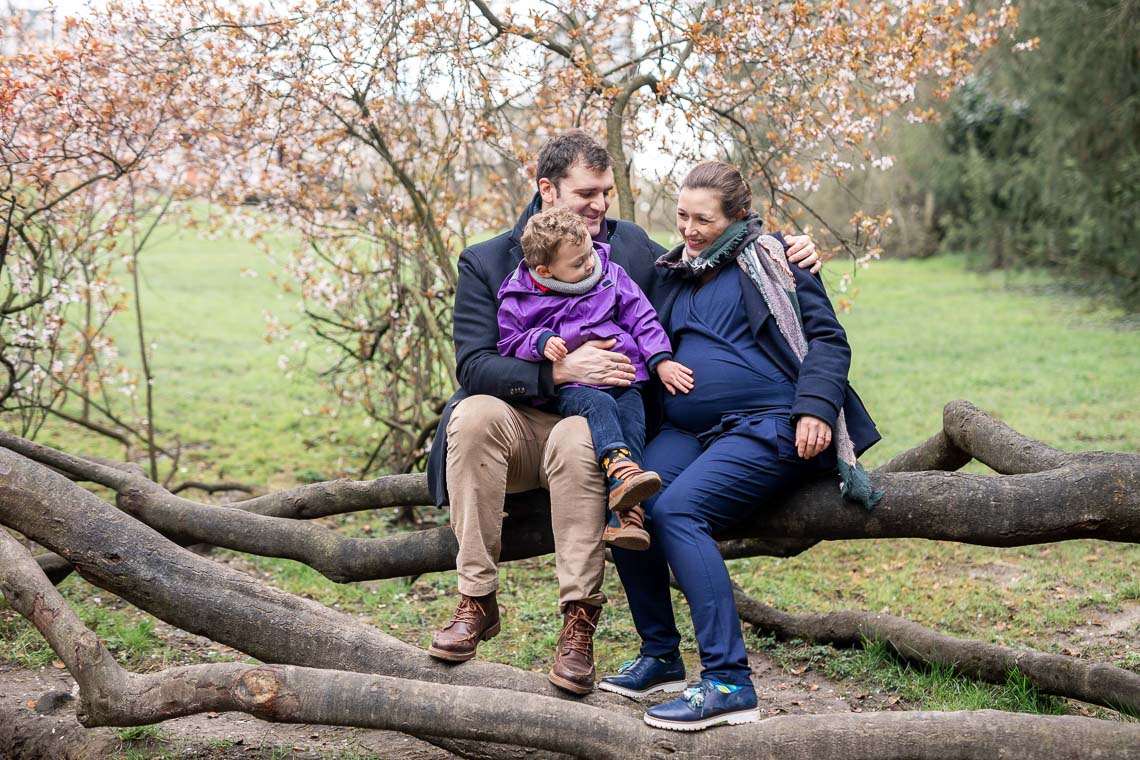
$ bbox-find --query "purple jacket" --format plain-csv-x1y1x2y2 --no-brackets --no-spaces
497,242,672,386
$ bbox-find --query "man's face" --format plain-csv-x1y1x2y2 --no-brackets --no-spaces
538,162,615,238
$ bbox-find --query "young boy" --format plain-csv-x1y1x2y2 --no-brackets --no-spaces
497,208,693,550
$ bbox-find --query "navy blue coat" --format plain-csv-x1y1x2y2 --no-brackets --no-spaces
427,199,879,505
427,194,668,506
652,257,880,457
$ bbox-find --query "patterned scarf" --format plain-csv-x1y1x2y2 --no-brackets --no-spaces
657,214,882,510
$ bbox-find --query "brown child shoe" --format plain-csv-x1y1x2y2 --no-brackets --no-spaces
603,504,650,551
428,592,500,662
604,456,661,513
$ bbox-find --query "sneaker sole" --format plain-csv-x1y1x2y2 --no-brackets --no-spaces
427,621,501,662
643,707,759,732
602,527,651,551
596,679,686,699
547,670,594,695
609,473,661,512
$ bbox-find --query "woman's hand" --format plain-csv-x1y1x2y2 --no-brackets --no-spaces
795,415,832,459
552,338,636,387
784,234,822,274
656,359,694,395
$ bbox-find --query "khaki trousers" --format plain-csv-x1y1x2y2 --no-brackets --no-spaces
446,394,607,609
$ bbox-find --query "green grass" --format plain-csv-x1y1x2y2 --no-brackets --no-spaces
3,233,1137,723
757,635,1067,713
33,224,372,488
116,725,163,742
0,608,58,668
831,255,1139,464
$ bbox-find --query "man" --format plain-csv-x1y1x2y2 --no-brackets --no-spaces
426,130,818,694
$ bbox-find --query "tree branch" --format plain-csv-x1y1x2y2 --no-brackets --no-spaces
732,584,1140,716
1,527,1135,760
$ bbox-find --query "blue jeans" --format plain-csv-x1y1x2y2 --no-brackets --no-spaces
557,384,646,464
612,413,823,685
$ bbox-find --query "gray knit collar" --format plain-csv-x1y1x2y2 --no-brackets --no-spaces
528,250,604,295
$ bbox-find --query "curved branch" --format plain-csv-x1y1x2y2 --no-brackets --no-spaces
0,430,430,516
875,430,971,474
943,400,1069,474
6,406,1136,587
732,585,1140,715
170,480,257,496
468,0,576,60
35,551,74,585
0,448,616,706
605,73,659,222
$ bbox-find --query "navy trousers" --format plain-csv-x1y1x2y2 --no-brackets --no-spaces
612,413,826,685
557,384,646,464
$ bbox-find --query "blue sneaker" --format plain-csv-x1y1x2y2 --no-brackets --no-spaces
644,679,759,731
597,654,686,699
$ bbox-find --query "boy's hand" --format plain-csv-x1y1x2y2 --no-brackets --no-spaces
543,335,568,362
657,360,694,395
795,415,832,459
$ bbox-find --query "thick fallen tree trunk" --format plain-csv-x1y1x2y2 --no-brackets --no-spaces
0,444,615,760
2,401,1137,585
0,446,580,700
2,399,1137,758
731,584,1140,715
3,529,1136,760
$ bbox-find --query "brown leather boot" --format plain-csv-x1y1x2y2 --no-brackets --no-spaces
428,592,500,662
548,601,601,694
602,504,650,551
605,457,661,512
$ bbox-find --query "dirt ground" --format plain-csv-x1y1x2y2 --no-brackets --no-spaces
0,646,896,759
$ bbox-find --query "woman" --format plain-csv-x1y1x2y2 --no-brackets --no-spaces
598,162,881,731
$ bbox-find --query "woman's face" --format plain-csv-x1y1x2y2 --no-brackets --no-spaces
676,187,739,257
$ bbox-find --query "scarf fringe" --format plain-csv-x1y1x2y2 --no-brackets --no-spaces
838,460,883,511
741,239,884,511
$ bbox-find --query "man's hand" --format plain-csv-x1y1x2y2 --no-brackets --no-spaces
795,415,832,459
785,234,822,274
656,359,694,396
552,338,636,387
543,335,568,362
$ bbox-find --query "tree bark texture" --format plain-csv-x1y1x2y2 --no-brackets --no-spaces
731,585,1140,715
0,445,616,703
3,401,1136,587
2,399,1138,757
2,529,1136,760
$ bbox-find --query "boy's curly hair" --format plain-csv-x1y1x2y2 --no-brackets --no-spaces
520,207,588,268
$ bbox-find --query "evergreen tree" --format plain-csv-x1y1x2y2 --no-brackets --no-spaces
933,0,1138,307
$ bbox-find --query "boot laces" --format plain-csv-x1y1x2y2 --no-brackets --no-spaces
450,596,485,626
683,684,705,708
559,607,597,655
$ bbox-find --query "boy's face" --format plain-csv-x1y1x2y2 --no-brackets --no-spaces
536,236,595,283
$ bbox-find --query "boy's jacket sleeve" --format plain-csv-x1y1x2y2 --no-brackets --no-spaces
454,250,554,401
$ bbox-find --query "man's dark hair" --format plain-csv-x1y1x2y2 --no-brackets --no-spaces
535,130,612,190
